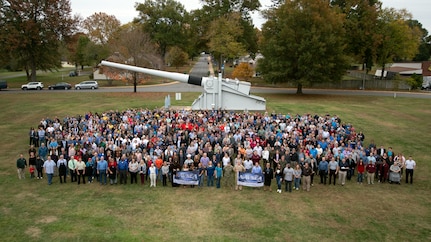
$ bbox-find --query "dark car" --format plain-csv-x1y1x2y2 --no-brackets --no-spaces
0,80,7,90
48,82,72,90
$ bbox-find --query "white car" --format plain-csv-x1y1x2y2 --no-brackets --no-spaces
75,80,99,90
21,82,44,90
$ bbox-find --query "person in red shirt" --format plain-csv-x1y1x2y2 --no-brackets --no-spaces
357,159,365,184
155,155,164,181
366,162,376,185
107,157,117,185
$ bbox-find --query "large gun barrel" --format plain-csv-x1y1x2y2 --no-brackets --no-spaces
101,60,203,86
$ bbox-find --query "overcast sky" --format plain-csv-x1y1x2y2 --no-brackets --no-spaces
71,0,431,33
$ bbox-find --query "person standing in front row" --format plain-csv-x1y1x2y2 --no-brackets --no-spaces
234,160,245,191
149,163,157,187
302,162,313,192
215,162,223,189
16,154,27,179
263,162,274,191
57,155,67,183
75,157,86,185
283,163,294,192
338,158,349,186
356,159,365,184
68,156,77,182
318,157,328,185
293,164,302,191
223,161,234,189
43,156,56,185
161,161,170,186
366,161,376,185
405,156,416,184
97,156,108,185
328,157,339,186
35,155,44,179
274,163,283,193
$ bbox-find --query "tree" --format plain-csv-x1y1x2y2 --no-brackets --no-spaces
0,0,77,81
232,62,254,81
82,12,121,45
408,20,431,61
200,0,261,56
375,8,421,79
66,33,91,70
166,46,189,70
207,12,247,73
259,0,349,94
135,0,188,61
106,24,162,92
331,0,381,73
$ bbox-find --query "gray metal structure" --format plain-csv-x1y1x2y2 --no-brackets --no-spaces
101,60,266,110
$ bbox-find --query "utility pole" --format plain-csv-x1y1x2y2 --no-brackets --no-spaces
362,63,366,90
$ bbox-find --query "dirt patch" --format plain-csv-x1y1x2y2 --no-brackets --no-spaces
38,216,58,224
25,226,41,238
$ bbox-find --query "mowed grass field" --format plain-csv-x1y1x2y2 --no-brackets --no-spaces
0,91,430,241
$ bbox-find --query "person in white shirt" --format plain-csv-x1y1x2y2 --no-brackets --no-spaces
149,163,157,187
405,156,416,184
243,158,253,173
261,146,270,162
222,153,231,167
43,156,56,185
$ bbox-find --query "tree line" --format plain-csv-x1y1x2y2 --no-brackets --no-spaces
0,0,429,93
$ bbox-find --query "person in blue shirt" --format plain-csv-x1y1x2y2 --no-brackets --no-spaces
206,161,216,186
117,155,129,185
97,156,108,185
215,162,223,188
318,157,329,185
252,162,262,175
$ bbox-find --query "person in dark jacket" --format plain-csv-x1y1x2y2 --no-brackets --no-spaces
35,155,44,179
263,162,273,191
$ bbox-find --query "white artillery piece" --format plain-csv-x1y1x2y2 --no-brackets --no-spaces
101,60,266,111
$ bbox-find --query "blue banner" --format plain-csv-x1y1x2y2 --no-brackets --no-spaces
173,171,199,185
237,172,264,187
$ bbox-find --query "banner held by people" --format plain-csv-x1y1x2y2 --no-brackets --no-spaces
237,172,264,187
174,171,199,185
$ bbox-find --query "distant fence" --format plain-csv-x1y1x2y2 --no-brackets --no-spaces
309,73,411,90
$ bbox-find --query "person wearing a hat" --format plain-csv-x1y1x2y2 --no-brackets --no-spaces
184,154,193,167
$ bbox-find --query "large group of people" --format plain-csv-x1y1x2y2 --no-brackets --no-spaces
17,108,416,190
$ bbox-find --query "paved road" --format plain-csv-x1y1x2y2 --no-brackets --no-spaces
2,55,431,99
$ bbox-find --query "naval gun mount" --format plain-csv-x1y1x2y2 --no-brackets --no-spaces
101,60,266,111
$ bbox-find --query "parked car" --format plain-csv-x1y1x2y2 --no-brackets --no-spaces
21,82,43,90
69,70,78,77
48,82,72,90
74,80,98,90
0,80,7,90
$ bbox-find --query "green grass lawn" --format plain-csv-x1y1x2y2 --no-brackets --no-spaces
0,92,430,241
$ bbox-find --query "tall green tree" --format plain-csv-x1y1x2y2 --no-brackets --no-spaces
207,13,247,73
375,8,421,79
259,0,349,94
0,0,77,81
408,20,431,61
135,0,188,61
200,0,260,56
331,0,381,73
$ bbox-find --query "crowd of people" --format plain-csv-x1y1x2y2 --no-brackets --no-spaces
17,108,416,190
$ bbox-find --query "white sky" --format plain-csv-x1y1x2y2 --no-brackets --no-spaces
71,0,431,33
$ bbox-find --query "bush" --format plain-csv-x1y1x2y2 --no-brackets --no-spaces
405,73,422,90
